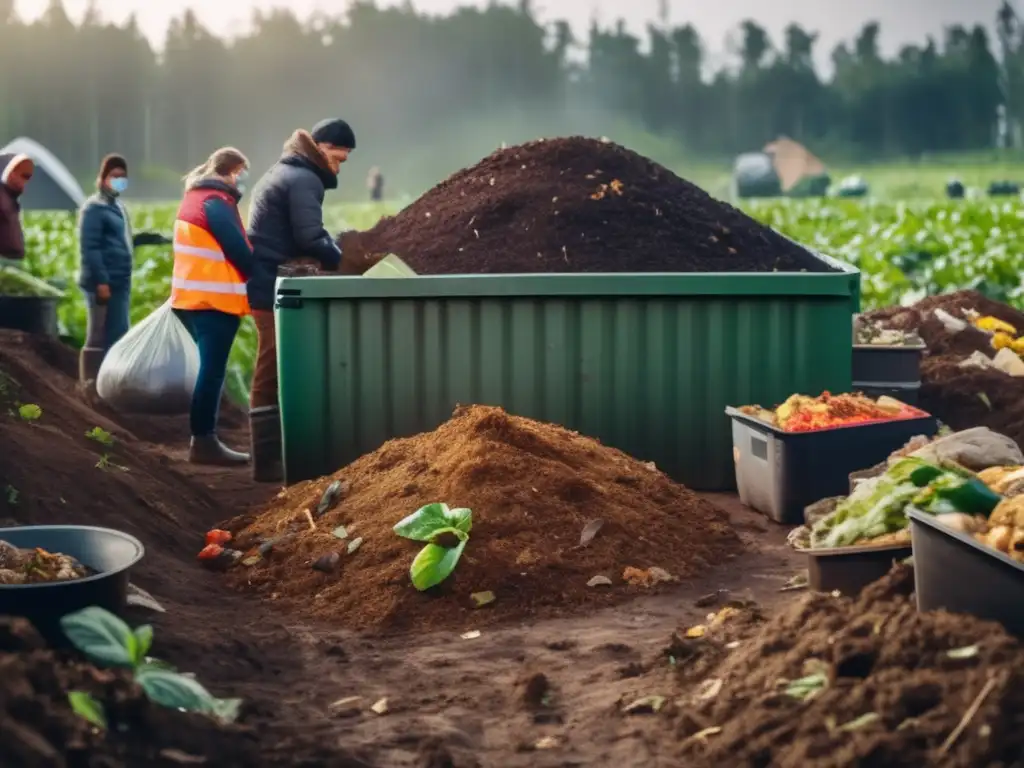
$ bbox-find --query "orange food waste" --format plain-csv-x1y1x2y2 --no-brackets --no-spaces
205,529,232,546
197,543,224,560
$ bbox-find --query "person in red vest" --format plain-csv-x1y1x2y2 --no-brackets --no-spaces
170,147,254,466
0,153,34,259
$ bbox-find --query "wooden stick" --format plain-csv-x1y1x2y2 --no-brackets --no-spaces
938,674,999,757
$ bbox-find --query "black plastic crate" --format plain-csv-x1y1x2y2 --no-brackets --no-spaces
852,344,926,385
852,380,920,407
909,508,1024,638
728,407,938,524
807,542,911,595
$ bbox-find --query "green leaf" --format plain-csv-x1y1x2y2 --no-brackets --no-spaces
133,625,153,663
60,607,136,668
394,503,454,541
428,526,469,546
68,691,107,729
447,507,473,534
18,403,41,421
410,539,467,591
136,667,237,720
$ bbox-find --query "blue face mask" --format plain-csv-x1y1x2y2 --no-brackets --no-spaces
109,177,128,194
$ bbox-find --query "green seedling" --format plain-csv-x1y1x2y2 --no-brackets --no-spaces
17,403,41,421
60,606,241,725
393,502,472,591
85,427,114,447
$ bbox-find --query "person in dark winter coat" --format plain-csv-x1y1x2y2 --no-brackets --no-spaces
77,154,170,385
245,118,381,481
0,153,34,259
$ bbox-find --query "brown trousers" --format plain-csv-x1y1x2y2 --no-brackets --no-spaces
250,310,278,409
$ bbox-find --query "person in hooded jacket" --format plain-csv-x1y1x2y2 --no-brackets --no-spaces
245,118,381,482
169,147,255,466
77,154,170,384
0,153,34,259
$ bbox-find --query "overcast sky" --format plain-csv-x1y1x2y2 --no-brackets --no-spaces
14,0,1005,71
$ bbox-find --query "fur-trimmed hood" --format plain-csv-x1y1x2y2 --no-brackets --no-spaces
0,153,32,194
281,130,337,189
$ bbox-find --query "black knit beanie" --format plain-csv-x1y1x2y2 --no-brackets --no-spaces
311,119,356,150
99,153,127,179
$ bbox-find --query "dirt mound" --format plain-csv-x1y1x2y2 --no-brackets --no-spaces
0,330,264,583
863,292,1024,446
338,137,831,275
663,565,1024,766
223,404,741,632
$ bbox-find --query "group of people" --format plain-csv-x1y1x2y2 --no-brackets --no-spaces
0,117,378,483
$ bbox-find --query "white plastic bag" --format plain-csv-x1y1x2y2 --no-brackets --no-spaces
96,301,199,414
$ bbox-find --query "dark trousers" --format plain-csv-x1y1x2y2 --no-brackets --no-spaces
172,308,240,437
83,284,131,352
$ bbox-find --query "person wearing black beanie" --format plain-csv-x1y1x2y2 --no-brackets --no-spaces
245,118,380,482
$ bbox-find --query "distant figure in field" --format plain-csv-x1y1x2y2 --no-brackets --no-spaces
0,153,34,259
368,166,384,201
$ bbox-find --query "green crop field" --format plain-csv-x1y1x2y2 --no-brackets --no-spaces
10,177,1024,401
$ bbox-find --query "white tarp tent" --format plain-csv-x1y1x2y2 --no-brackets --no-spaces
1,137,85,211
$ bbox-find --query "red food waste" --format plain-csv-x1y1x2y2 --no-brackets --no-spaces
197,543,224,560
205,529,232,546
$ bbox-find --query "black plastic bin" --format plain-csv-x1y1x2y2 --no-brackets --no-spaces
0,296,59,336
852,381,921,407
728,407,938,524
909,508,1024,638
852,343,926,385
807,542,912,594
0,525,145,645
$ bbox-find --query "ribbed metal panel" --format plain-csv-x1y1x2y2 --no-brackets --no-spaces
277,274,855,490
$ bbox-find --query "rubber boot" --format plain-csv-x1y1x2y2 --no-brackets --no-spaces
78,347,105,386
249,405,283,483
188,435,250,467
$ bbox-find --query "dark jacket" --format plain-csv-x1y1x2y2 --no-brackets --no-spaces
77,191,135,291
78,191,169,291
185,179,255,278
246,130,342,311
0,154,26,259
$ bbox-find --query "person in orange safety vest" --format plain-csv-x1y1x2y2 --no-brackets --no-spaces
170,147,255,466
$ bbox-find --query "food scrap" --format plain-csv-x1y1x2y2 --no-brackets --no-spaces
739,392,927,432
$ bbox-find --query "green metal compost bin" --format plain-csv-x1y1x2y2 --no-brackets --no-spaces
275,257,859,490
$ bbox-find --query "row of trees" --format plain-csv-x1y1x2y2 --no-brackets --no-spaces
0,0,1016,196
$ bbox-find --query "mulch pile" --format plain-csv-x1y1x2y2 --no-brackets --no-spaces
661,565,1024,767
0,617,267,767
864,291,1024,448
223,404,741,632
338,136,832,274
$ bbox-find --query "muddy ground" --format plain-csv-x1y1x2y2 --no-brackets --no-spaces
0,330,806,766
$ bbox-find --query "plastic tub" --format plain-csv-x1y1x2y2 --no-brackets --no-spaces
852,343,926,384
806,542,911,594
728,407,938,524
908,508,1024,637
0,525,145,645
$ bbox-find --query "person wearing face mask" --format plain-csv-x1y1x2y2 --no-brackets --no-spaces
0,153,34,260
77,154,170,385
246,118,382,482
169,147,255,466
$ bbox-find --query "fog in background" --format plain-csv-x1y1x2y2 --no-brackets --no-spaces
0,0,1017,200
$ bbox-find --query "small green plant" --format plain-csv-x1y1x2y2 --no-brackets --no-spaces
4,485,18,505
61,606,241,727
17,403,41,421
393,502,472,590
85,427,114,447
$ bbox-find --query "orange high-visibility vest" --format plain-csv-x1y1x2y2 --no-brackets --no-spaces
170,188,250,316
